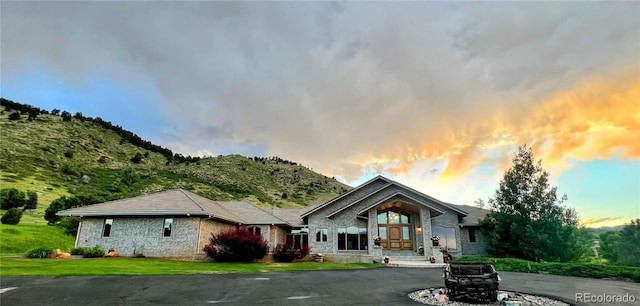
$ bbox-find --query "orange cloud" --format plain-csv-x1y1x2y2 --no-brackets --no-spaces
340,65,639,183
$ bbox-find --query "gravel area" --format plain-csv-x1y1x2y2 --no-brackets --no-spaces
408,288,570,306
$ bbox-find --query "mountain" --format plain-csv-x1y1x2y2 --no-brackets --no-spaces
0,98,351,212
589,225,625,236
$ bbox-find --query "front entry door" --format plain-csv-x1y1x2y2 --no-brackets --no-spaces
378,208,414,250
380,225,413,250
388,226,402,249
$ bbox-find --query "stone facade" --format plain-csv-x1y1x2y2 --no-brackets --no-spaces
77,217,201,257
459,227,488,256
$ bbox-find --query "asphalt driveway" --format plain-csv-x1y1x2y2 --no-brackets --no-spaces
1,267,639,306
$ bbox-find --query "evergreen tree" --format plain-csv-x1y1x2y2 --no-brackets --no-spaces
480,145,579,262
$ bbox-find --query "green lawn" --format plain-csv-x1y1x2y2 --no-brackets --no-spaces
0,222,75,255
0,257,379,276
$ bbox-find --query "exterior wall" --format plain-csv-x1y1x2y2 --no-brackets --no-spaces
76,216,201,257
430,211,462,257
459,226,488,256
197,219,237,254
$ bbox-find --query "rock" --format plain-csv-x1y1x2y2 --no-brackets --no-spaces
106,251,119,257
498,292,509,301
48,249,71,259
435,294,449,303
418,291,430,298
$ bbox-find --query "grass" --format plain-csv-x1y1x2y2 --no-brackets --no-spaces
456,256,640,283
0,257,379,276
0,222,75,255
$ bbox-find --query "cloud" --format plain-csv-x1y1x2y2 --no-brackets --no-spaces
579,217,623,228
1,1,638,184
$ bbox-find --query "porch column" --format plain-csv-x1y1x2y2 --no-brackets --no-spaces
420,207,432,259
368,208,378,255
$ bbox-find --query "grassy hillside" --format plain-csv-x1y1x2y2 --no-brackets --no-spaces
0,101,350,213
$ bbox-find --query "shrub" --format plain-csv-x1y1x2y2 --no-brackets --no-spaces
26,247,53,258
1,208,23,225
82,245,105,258
0,188,26,210
70,247,85,255
273,244,311,262
204,229,268,262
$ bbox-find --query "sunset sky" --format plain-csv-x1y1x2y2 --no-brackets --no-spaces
2,2,638,228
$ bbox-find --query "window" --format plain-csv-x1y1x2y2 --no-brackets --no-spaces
469,228,477,243
248,226,261,236
103,218,113,237
377,210,411,224
432,226,457,251
286,228,308,249
316,228,327,242
337,226,368,250
163,218,173,237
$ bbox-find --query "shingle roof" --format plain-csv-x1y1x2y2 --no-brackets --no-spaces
271,208,307,226
216,201,287,225
456,204,491,226
56,189,285,225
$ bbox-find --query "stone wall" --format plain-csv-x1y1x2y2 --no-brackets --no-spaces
197,219,237,254
77,217,202,257
459,226,488,256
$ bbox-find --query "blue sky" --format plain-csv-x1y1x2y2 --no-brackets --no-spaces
1,1,638,227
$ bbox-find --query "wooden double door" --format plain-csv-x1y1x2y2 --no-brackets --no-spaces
379,225,413,250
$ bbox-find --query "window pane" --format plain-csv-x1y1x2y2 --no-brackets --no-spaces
446,228,456,250
402,226,410,240
103,219,113,237
338,228,346,250
316,229,322,242
377,212,388,224
379,227,387,239
322,229,328,242
401,212,410,224
359,228,368,250
388,211,400,224
347,226,358,250
163,218,173,237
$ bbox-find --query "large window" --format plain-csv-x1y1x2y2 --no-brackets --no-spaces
316,228,327,242
103,218,113,237
286,228,308,249
337,226,368,250
163,218,173,237
432,226,457,251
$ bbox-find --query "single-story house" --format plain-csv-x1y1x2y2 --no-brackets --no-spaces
58,175,489,262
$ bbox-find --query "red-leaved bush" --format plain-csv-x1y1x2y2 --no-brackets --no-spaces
204,229,268,262
273,244,311,262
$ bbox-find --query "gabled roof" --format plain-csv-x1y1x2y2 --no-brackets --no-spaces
56,189,285,225
301,175,468,218
301,175,392,217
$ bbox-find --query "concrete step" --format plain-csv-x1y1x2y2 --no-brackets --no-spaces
386,256,428,261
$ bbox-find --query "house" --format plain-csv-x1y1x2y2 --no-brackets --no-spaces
58,176,489,261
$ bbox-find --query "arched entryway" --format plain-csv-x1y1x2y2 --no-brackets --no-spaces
377,207,414,250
